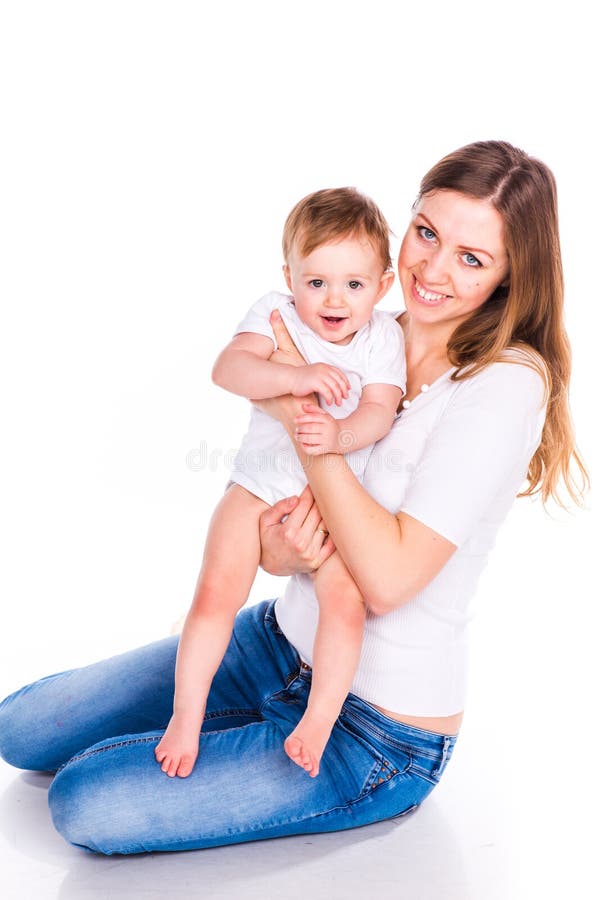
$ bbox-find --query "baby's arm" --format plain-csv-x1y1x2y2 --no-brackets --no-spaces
294,383,403,455
212,332,350,407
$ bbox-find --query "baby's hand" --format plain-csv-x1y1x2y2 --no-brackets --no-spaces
290,364,350,407
294,402,355,455
155,713,201,778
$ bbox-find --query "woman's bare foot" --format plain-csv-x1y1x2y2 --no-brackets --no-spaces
284,711,335,778
155,712,202,778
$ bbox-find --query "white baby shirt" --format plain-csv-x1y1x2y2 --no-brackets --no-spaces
229,291,406,505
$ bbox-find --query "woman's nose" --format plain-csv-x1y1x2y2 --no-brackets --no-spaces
421,249,450,286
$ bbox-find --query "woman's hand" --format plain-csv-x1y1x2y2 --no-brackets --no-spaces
253,309,318,425
269,309,307,368
258,485,335,575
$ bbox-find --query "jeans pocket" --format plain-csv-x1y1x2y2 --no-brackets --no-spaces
411,734,455,785
335,715,413,800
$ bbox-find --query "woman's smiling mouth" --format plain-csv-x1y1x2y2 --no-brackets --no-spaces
413,276,451,306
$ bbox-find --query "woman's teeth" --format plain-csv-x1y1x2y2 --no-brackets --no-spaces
415,280,448,302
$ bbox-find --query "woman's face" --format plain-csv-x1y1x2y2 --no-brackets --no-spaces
398,190,510,329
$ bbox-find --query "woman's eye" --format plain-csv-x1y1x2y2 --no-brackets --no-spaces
348,280,362,290
462,252,482,268
417,225,436,242
309,279,324,288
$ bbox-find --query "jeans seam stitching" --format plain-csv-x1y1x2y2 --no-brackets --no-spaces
343,710,447,761
358,766,415,800
159,794,386,847
337,716,414,768
204,708,260,721
409,764,439,785
359,758,394,798
258,683,298,714
56,736,160,773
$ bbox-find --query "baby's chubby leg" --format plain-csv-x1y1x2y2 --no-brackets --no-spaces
155,485,268,778
284,552,366,778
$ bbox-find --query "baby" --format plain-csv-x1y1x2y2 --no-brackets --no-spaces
155,188,406,779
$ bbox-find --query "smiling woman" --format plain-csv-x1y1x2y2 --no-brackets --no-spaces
402,140,583,506
401,191,509,318
0,140,588,857
397,190,511,403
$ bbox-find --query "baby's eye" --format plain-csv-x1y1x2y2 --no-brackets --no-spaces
348,280,363,290
309,279,324,288
417,225,436,241
461,252,482,268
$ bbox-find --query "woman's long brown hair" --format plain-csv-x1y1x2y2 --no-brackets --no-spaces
418,140,588,507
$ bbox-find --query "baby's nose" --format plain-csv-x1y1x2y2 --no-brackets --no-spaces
324,286,345,306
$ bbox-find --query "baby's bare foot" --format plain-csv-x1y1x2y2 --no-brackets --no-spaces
284,712,334,778
284,735,318,777
155,716,201,778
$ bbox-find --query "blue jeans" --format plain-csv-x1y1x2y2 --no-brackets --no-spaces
0,600,457,854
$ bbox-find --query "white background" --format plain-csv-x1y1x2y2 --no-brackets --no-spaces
0,2,597,898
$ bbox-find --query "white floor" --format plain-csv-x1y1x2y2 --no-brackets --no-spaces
0,723,520,900
1,637,598,900
0,713,594,900
1,418,596,900
2,5,598,897
1,502,599,899
1,394,597,900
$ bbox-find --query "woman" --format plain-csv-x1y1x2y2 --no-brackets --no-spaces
0,141,587,854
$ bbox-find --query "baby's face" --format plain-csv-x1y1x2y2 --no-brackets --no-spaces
283,236,394,345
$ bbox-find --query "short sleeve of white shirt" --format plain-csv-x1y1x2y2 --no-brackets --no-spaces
232,292,282,346
361,311,406,390
399,356,547,547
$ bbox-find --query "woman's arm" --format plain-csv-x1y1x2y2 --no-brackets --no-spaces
256,391,455,613
261,315,548,615
288,447,456,615
256,313,456,614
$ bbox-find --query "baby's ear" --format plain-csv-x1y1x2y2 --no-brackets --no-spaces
376,269,395,302
283,264,293,293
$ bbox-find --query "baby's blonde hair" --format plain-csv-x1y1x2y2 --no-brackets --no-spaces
282,187,392,271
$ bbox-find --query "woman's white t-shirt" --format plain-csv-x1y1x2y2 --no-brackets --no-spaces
274,348,547,716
